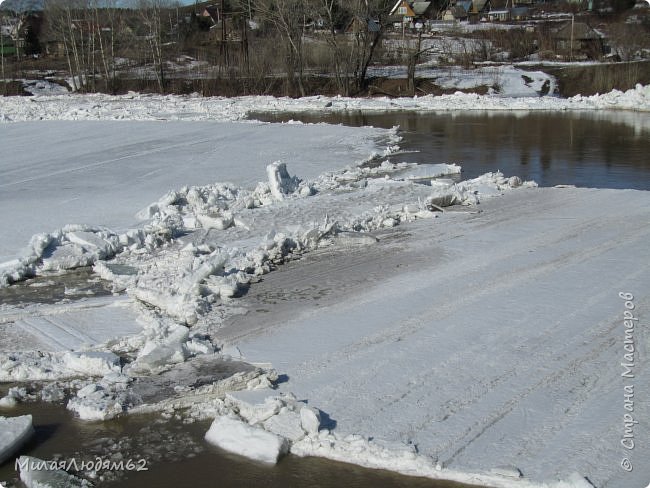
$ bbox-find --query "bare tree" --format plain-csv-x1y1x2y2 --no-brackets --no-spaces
45,0,87,91
607,23,650,62
137,0,167,92
90,0,125,93
253,0,308,96
1,13,6,94
314,0,392,96
133,0,181,93
406,32,423,95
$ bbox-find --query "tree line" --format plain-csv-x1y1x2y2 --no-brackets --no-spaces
3,0,395,96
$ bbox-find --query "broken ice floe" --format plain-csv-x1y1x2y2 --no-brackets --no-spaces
0,415,34,465
18,455,91,488
0,351,120,382
205,415,289,464
0,159,541,480
1,161,535,390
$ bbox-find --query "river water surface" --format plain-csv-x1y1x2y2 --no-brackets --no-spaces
251,110,650,190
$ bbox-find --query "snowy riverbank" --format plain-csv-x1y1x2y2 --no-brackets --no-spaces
0,92,648,488
1,84,649,125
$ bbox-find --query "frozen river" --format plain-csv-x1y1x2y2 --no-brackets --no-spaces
1,95,649,488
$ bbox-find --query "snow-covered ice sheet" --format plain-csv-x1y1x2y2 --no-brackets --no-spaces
2,296,142,352
17,456,90,488
0,120,396,263
232,186,650,488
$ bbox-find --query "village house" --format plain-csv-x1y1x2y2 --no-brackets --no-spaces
441,0,490,21
552,21,603,60
199,4,244,43
389,0,433,28
486,8,511,20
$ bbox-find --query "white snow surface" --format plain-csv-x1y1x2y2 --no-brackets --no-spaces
368,65,557,97
0,415,33,465
231,186,650,488
3,296,142,352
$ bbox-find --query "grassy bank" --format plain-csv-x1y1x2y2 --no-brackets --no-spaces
2,61,648,99
542,61,650,97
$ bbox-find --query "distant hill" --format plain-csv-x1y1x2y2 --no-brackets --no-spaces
0,0,44,13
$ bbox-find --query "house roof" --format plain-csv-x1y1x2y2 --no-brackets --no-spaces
553,22,600,40
456,0,473,12
390,0,416,17
347,16,381,33
202,6,221,22
473,0,490,12
450,6,469,17
412,1,432,15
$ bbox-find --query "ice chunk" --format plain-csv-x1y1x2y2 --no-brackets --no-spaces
0,415,34,464
205,416,288,464
426,192,459,209
196,213,234,230
299,406,321,435
394,163,461,182
0,396,17,408
263,410,305,442
225,388,283,424
132,326,190,373
63,351,121,377
66,384,125,421
66,231,116,258
17,456,90,488
267,162,301,200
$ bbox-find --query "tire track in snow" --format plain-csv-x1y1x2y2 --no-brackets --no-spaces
15,316,96,351
232,187,650,485
277,197,647,383
0,136,216,189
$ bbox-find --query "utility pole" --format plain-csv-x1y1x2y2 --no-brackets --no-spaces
569,14,574,62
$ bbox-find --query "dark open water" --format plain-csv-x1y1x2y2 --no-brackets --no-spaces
250,110,650,190
0,399,476,488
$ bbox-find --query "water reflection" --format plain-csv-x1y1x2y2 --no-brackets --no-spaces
250,110,650,190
